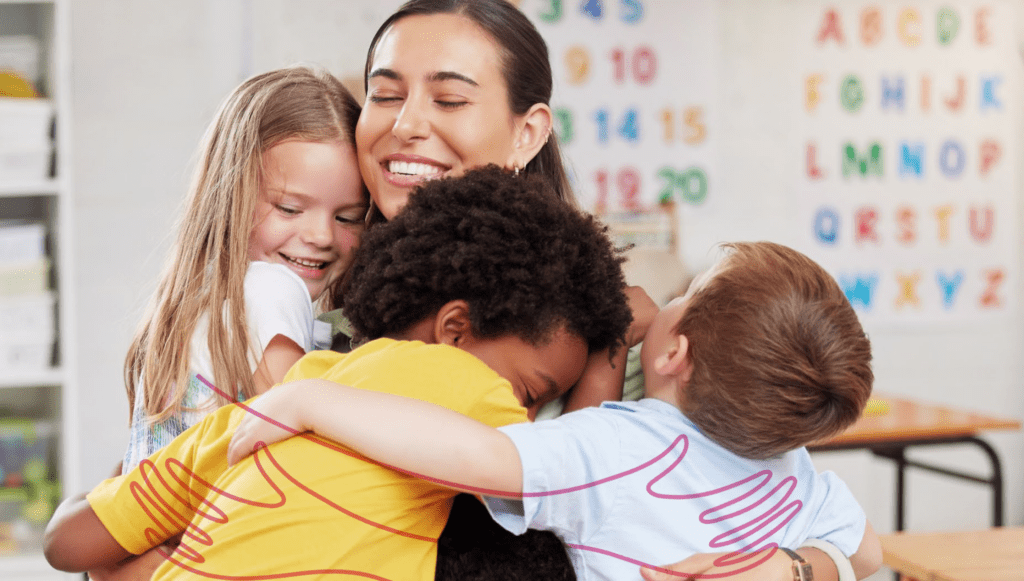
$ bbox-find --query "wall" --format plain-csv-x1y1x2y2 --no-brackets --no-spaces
68,3,1024,578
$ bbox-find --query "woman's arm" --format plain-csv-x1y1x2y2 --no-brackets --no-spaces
227,378,524,497
251,334,305,394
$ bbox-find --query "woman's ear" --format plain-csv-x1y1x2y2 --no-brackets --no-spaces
652,335,692,383
508,103,553,170
433,300,475,347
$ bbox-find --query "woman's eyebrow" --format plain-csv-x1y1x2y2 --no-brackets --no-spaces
367,68,401,81
428,71,478,86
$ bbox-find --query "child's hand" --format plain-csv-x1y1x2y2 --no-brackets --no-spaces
227,382,308,466
625,285,658,346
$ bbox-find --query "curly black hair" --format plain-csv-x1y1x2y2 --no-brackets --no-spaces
340,165,631,353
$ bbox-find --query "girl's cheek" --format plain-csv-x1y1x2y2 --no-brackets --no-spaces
337,228,362,256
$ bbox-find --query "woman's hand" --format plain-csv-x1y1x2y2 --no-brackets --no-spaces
227,382,307,466
640,546,841,581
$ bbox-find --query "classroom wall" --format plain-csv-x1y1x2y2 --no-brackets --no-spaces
68,1,1024,571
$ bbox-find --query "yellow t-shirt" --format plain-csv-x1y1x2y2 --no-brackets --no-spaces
88,339,528,581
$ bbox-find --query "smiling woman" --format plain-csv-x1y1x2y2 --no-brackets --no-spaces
357,0,572,222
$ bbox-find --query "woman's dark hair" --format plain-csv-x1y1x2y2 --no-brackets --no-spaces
365,0,575,205
341,165,630,354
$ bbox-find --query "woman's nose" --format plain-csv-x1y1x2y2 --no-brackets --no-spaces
391,99,431,142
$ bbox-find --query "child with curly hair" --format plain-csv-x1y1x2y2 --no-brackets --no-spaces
227,240,882,581
43,166,630,581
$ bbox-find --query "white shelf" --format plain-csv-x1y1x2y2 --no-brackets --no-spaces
0,368,62,389
0,552,72,580
0,180,60,197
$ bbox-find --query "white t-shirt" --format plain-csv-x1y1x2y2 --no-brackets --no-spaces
123,261,313,469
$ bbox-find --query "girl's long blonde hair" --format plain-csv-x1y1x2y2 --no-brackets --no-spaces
125,66,362,424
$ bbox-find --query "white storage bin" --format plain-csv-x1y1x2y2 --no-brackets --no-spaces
0,36,41,87
0,292,54,340
0,260,49,296
0,98,53,147
0,222,45,263
0,337,53,372
0,145,51,182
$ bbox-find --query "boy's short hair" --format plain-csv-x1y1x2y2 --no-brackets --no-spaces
341,165,632,353
675,242,873,459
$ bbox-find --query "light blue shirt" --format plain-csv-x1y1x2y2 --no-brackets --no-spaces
485,399,866,581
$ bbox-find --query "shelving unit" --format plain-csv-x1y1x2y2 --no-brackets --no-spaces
0,0,77,578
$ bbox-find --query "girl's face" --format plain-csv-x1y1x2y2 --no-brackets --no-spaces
249,139,367,300
357,13,524,220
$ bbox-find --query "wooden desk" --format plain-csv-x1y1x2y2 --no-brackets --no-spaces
881,527,1024,581
809,396,1021,530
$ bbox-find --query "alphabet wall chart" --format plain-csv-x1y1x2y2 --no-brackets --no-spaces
522,0,721,261
798,1,1021,323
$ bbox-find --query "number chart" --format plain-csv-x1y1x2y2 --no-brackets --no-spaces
524,0,720,257
798,1,1021,323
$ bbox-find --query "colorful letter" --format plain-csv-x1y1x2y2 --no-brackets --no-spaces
899,142,924,177
894,271,922,309
943,76,965,111
839,273,878,309
920,76,931,112
981,76,1002,111
980,269,1004,308
840,75,864,112
979,140,1001,177
817,9,845,45
806,74,824,112
936,270,964,309
939,140,965,178
976,8,991,45
855,206,879,243
814,206,840,245
881,76,905,111
843,142,883,178
807,143,826,179
937,6,960,45
969,206,994,243
934,204,954,243
861,7,882,45
898,9,921,46
896,206,916,244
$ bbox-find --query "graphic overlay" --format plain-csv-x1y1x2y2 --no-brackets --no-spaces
112,374,811,580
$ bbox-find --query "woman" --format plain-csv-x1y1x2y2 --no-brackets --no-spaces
93,1,858,579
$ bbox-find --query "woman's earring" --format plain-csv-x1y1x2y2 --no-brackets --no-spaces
514,164,521,177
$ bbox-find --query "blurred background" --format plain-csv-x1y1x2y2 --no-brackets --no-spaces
0,1,1022,578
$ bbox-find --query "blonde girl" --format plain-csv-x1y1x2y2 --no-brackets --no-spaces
122,66,367,470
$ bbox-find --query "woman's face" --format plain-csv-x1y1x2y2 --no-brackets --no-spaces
357,13,523,220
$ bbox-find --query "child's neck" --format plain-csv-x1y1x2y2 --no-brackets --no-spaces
643,374,685,410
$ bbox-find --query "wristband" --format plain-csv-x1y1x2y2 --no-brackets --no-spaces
799,539,856,581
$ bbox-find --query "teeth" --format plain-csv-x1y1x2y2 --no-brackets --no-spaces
388,161,443,177
286,255,326,269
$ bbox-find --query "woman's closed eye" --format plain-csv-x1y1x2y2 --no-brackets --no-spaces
435,99,468,110
275,204,300,216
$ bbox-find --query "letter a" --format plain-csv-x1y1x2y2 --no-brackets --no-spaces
817,9,845,45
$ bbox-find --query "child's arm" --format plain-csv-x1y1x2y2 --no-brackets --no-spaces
849,519,882,579
563,285,655,412
227,378,524,497
252,334,305,394
44,492,133,571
